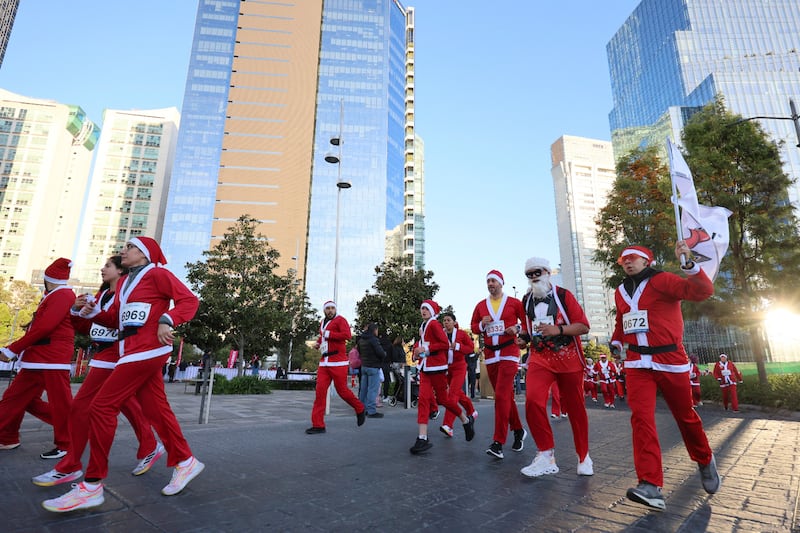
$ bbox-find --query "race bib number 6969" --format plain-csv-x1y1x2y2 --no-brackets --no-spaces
121,302,152,328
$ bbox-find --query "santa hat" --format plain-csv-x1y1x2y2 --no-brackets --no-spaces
599,353,607,358
719,353,728,359
43,258,72,285
323,300,336,310
524,257,551,273
129,237,167,265
617,245,655,266
420,299,441,317
486,269,504,286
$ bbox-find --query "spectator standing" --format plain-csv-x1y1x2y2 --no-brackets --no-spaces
357,323,386,418
466,350,478,399
611,242,720,511
713,353,743,412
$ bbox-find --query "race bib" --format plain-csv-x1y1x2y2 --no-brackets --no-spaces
722,369,731,377
320,340,329,354
622,310,649,334
121,302,152,328
532,316,554,335
419,341,430,356
90,323,118,343
485,320,506,336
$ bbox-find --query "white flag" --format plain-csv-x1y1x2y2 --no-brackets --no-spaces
667,139,732,281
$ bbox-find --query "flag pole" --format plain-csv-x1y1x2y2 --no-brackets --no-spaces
667,138,687,266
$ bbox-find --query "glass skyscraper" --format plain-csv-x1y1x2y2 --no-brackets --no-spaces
608,0,800,206
162,0,417,320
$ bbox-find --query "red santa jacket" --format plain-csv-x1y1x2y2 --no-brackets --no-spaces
520,285,589,373
445,326,475,369
72,288,120,369
689,363,701,386
471,294,525,365
612,267,713,373
317,314,352,367
88,264,198,365
713,360,742,387
593,358,617,383
5,285,75,370
416,317,450,373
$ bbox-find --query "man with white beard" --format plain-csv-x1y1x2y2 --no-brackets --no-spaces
516,257,593,478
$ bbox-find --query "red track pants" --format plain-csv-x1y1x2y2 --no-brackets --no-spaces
0,368,71,448
486,360,523,444
525,368,588,461
311,365,364,428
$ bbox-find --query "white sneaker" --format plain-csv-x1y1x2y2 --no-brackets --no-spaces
520,450,559,478
577,454,594,476
32,468,83,487
132,443,165,476
471,410,478,420
161,456,205,496
42,482,104,512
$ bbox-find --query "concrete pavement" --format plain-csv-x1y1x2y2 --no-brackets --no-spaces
2,380,799,532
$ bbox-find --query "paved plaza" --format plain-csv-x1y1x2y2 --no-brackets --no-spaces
1,380,799,532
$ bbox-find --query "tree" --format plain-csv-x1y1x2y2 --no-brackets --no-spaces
354,257,440,343
270,270,319,372
594,145,680,289
583,339,611,360
183,215,309,376
0,279,43,343
681,97,800,384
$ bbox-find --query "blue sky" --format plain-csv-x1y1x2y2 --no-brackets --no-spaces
0,0,641,320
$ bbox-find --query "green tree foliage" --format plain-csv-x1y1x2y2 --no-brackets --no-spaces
681,97,800,384
0,279,45,343
182,215,317,374
594,146,679,289
354,257,439,343
583,339,611,360
271,271,319,371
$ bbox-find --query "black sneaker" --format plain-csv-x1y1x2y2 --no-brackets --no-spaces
356,410,366,427
512,428,527,452
40,448,67,460
305,427,326,435
486,441,504,459
367,412,384,418
409,437,433,455
698,454,721,494
463,415,475,442
626,482,665,511
429,410,440,420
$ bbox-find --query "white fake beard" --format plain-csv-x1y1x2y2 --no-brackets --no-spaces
528,274,551,299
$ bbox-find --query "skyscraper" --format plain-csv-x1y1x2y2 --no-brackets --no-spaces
0,89,97,284
73,108,180,288
551,135,617,342
0,0,19,69
608,0,800,206
162,0,418,319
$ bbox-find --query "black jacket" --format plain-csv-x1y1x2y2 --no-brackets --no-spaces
358,329,386,368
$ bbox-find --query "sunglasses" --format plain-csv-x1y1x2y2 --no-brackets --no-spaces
525,269,545,279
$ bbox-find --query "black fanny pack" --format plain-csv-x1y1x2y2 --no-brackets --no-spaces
627,344,677,355
485,340,514,351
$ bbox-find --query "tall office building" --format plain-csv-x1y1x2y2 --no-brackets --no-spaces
0,89,97,284
608,0,800,206
162,0,418,319
73,108,180,288
0,0,19,68
551,136,617,342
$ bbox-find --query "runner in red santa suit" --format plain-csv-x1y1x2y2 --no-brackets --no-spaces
689,354,702,407
0,258,75,457
713,353,743,412
593,353,617,408
306,301,365,434
439,312,477,438
471,270,527,460
43,237,202,513
410,300,475,454
612,242,720,511
32,255,162,488
583,358,598,401
516,257,593,478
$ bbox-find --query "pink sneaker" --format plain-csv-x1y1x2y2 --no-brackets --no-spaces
162,457,205,496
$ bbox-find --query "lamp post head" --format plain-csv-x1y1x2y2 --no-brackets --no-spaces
329,137,341,146
324,153,340,164
337,180,352,189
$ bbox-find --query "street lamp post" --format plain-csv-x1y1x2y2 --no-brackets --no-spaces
325,98,352,304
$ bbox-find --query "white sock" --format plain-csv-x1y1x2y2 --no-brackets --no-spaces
82,481,101,491
178,456,194,468
418,435,427,440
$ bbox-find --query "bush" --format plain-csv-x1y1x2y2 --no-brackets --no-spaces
212,375,272,395
70,374,86,384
